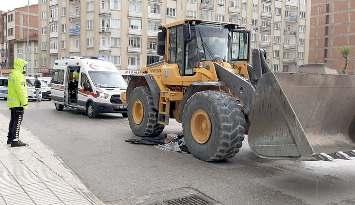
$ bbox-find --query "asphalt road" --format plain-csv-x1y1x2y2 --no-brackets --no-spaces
1,100,355,205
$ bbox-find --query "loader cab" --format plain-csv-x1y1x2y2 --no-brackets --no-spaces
157,20,251,76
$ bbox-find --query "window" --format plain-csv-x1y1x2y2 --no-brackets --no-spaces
75,39,80,49
298,52,304,59
169,27,177,63
129,0,142,14
60,40,65,49
111,19,120,29
111,56,121,65
52,70,64,85
325,15,329,24
87,20,94,30
61,7,66,16
324,38,328,47
148,21,160,31
41,12,47,20
166,8,176,17
111,0,120,10
41,27,47,35
129,19,141,30
128,55,140,67
148,40,157,50
8,14,13,22
129,36,141,48
87,1,94,12
149,3,160,14
273,64,279,72
186,10,197,18
111,37,120,47
215,14,225,22
147,56,160,65
275,8,281,16
87,37,94,47
80,73,92,91
61,24,67,33
273,50,280,58
8,28,13,36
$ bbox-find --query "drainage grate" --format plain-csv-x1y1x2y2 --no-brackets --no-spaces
153,194,215,205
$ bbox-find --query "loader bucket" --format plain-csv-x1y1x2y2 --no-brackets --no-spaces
248,72,355,160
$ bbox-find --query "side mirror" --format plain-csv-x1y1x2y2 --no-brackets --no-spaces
157,30,166,56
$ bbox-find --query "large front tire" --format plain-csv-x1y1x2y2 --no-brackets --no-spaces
128,86,164,137
182,91,246,162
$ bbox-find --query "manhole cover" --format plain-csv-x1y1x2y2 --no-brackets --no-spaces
115,187,222,205
154,194,214,205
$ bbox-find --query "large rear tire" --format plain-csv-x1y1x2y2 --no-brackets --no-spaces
182,91,246,162
128,86,164,137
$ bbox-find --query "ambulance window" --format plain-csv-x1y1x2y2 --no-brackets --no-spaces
52,70,64,84
81,73,92,91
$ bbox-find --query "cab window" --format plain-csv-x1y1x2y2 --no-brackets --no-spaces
231,31,250,61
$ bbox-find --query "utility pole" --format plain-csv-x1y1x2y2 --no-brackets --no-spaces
26,0,30,75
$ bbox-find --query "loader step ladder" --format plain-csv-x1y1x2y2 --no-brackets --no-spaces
158,91,170,125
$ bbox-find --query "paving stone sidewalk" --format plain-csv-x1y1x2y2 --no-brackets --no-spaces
0,113,105,205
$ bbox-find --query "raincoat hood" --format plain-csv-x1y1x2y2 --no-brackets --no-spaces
13,58,28,73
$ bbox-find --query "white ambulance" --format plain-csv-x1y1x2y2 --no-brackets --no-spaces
51,57,128,118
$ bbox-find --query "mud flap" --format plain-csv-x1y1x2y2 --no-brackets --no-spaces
248,72,355,160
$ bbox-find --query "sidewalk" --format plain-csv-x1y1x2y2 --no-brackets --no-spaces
0,113,104,205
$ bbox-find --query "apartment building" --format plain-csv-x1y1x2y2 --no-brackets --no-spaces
309,0,355,73
39,0,309,73
0,5,39,76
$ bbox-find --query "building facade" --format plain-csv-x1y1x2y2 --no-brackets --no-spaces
39,0,309,73
0,5,39,76
309,0,355,73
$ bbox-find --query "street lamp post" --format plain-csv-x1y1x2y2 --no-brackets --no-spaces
26,0,30,75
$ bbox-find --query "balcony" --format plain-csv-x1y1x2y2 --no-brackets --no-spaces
128,47,141,53
49,0,58,6
286,15,297,22
261,12,272,19
148,12,161,19
229,7,241,13
128,29,141,36
147,30,158,37
99,46,111,51
100,27,111,34
283,43,297,50
128,65,139,70
49,48,58,54
69,25,80,36
49,32,58,38
200,2,213,10
128,10,142,17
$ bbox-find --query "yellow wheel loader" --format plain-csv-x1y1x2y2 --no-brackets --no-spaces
124,19,355,162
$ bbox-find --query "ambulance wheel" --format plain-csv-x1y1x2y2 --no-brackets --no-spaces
87,102,97,118
122,113,128,118
55,103,64,111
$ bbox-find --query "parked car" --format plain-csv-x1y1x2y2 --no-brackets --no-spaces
26,77,42,101
0,77,8,100
40,80,51,100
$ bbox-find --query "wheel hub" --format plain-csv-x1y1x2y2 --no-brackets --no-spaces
191,109,211,144
132,100,144,125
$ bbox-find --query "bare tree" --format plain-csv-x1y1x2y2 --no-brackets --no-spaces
341,47,350,74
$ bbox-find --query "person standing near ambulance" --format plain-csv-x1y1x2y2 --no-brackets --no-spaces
6,58,29,147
